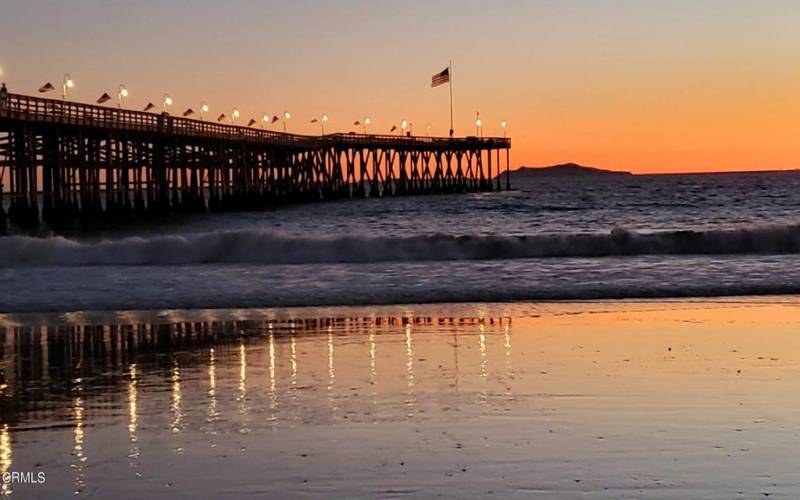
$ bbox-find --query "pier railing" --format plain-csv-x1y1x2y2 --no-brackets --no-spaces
0,93,510,150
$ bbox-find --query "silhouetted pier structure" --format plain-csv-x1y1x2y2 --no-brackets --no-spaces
0,92,511,231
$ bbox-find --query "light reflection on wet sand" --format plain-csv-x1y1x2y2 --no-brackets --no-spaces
71,380,85,495
1,424,12,496
1,300,800,498
127,364,140,472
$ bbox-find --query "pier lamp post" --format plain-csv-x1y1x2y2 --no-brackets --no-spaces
117,84,128,108
262,113,270,129
426,123,431,136
232,107,240,124
162,94,173,113
62,74,74,100
200,102,209,120
500,120,507,138
283,111,291,132
475,112,482,137
363,117,371,134
319,114,329,134
401,119,408,136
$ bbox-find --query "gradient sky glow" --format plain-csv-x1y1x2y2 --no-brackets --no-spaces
2,0,799,173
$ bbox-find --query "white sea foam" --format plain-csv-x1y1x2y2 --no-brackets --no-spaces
2,224,800,267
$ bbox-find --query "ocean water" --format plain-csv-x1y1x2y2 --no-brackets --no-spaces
2,171,800,312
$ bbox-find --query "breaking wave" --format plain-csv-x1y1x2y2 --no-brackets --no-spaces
3,224,800,267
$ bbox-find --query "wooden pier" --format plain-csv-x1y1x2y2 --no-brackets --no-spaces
0,92,511,232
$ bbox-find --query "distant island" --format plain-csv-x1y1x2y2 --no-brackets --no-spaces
511,163,633,178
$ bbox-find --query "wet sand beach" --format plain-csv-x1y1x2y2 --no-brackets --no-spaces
1,299,799,498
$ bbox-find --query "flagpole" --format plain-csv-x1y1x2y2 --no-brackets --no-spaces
448,60,454,137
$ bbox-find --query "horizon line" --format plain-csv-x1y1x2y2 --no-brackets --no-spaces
512,164,800,176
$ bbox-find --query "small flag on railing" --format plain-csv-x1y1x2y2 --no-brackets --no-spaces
390,125,397,132
248,118,257,127
431,67,450,87
97,93,111,104
354,120,361,126
143,102,155,111
39,82,55,93
271,115,279,124
217,113,226,122
183,108,194,117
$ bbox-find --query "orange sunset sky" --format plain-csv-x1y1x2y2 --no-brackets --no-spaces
1,0,799,174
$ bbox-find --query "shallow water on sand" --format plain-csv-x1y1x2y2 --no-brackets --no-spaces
2,299,800,498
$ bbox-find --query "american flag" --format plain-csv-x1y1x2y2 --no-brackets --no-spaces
431,67,450,87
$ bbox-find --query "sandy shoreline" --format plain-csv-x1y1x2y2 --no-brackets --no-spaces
1,294,798,326
2,299,799,498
